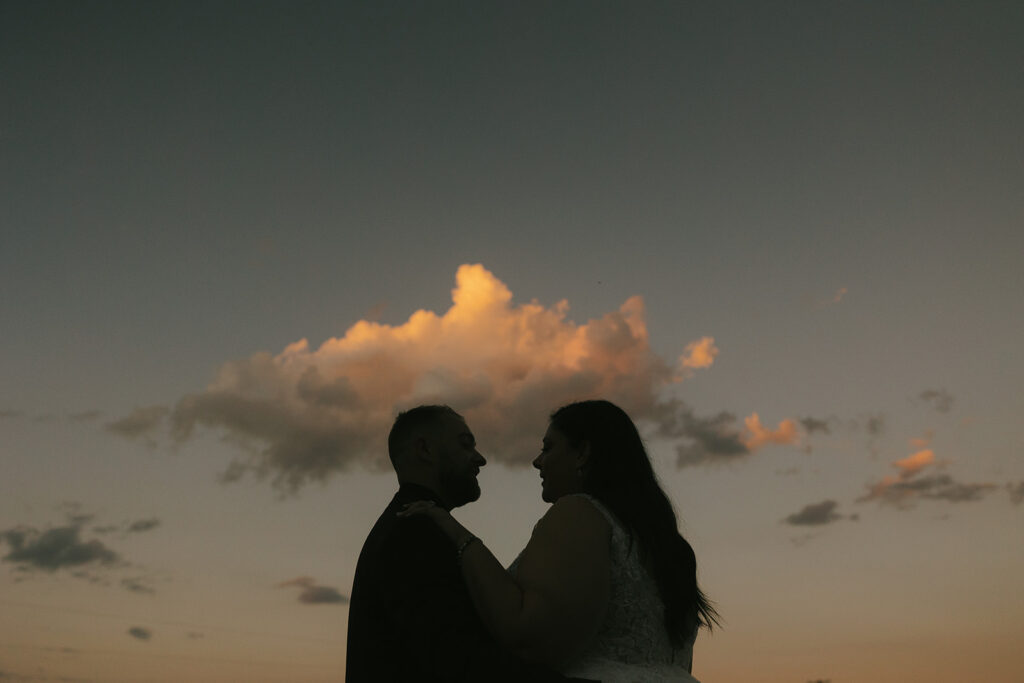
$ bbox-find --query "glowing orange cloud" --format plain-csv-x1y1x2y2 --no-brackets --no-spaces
169,264,798,488
858,447,946,505
679,336,719,371
742,413,799,450
172,264,691,487
894,449,935,477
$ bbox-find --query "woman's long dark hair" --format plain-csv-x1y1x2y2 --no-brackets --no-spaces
550,400,719,643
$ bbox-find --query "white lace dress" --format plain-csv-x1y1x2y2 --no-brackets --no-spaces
510,494,701,683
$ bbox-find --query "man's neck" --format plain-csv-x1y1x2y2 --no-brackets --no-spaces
396,480,453,511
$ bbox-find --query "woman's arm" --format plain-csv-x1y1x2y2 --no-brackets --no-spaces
401,496,610,667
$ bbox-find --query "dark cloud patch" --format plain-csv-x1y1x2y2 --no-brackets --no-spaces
784,500,844,526
1008,481,1024,505
187,631,204,639
68,410,103,422
120,577,156,595
0,525,119,572
863,413,886,436
799,417,832,435
92,525,120,535
858,473,998,508
126,518,160,534
105,406,168,441
278,577,348,605
171,388,373,492
127,626,152,641
918,388,954,413
652,400,750,467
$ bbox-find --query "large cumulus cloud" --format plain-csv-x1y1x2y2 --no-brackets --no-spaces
165,265,796,491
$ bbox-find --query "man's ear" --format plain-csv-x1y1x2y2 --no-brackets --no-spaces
413,436,433,464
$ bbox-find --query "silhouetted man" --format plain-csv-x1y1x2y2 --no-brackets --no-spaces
346,405,595,683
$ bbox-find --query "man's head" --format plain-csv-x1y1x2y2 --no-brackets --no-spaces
388,405,486,509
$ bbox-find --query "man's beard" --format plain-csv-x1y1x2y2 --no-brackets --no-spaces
439,468,480,508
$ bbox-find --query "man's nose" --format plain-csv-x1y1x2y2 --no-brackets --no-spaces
532,454,542,469
473,451,486,466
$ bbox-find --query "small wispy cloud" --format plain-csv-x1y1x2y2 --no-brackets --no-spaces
277,577,348,604
1006,482,1024,505
68,410,104,422
783,500,845,526
799,416,833,435
678,336,719,372
742,413,799,450
0,525,119,572
121,577,156,595
893,449,936,477
862,413,886,437
1,508,161,593
918,388,954,414
127,626,152,641
126,518,160,534
858,447,998,508
657,401,800,468
105,406,168,442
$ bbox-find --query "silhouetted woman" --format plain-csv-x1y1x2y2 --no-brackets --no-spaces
402,399,718,682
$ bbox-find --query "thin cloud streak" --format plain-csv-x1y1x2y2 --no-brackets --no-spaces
858,448,998,508
105,406,168,441
127,626,152,641
918,388,954,413
784,500,845,526
278,577,348,604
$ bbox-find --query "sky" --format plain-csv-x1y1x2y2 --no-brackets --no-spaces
1,2,1023,681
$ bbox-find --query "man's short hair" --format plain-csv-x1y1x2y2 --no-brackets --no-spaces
388,405,462,465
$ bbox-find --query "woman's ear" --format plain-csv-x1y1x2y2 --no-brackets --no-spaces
576,440,592,469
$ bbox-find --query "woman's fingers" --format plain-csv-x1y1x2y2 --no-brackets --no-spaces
397,500,437,517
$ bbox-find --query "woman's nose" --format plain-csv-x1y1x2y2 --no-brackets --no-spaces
532,453,542,469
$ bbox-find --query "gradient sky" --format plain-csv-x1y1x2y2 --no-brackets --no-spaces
2,2,1023,682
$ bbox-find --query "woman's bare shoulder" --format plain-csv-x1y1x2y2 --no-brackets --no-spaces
535,494,611,541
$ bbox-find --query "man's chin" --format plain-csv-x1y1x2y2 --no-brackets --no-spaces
448,481,481,508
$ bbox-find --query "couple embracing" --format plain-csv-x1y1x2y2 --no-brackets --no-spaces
346,400,717,682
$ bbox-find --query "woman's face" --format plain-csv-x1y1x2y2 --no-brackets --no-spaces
532,424,585,502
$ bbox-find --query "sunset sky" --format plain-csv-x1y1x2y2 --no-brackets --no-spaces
2,3,1023,682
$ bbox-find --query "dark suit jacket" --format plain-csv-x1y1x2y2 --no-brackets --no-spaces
346,483,593,683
